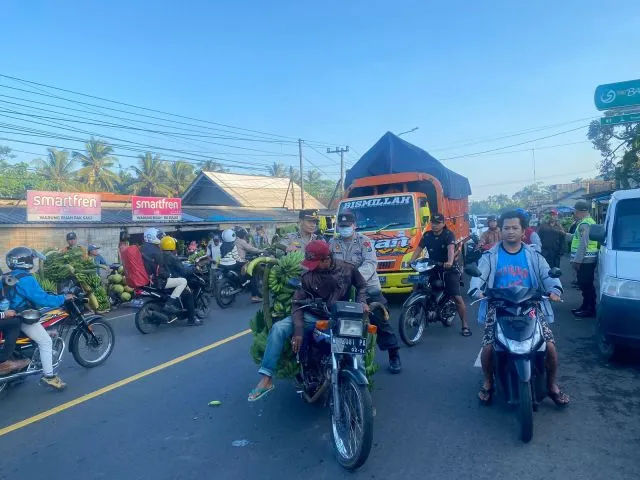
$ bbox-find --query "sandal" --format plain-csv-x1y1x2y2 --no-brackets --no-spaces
248,384,275,402
548,389,570,407
460,327,472,337
478,386,494,405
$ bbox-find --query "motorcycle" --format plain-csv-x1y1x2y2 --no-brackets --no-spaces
133,270,211,334
214,252,266,309
0,289,115,395
398,258,458,346
290,286,375,470
465,264,562,443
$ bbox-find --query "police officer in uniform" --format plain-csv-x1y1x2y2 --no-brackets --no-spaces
280,209,319,252
329,212,402,373
570,200,598,318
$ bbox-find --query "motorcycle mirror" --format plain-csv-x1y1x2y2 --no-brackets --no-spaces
548,267,562,279
464,265,482,277
287,278,302,289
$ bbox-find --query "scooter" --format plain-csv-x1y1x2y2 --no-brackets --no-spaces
465,264,562,443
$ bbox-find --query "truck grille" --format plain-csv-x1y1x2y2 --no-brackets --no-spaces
377,260,395,270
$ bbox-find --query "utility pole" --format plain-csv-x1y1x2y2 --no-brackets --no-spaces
531,148,537,184
327,146,349,197
298,139,305,209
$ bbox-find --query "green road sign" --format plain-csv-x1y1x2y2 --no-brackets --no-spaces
594,79,640,111
600,112,640,126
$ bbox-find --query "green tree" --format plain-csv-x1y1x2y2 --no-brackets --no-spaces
268,162,289,177
571,177,584,184
166,161,196,196
129,152,172,196
35,148,77,191
305,168,323,184
470,194,520,214
115,168,135,194
199,159,229,173
512,182,551,209
587,120,640,183
73,138,119,191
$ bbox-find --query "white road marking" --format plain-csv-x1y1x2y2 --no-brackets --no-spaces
105,312,135,321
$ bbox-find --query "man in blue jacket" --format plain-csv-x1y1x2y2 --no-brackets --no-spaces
4,247,73,390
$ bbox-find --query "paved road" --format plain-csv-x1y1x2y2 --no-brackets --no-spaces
0,267,639,480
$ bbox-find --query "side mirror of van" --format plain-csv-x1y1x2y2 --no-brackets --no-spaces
589,224,606,244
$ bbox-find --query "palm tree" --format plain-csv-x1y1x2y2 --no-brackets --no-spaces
128,152,172,196
288,166,301,184
36,148,77,191
199,159,228,173
305,168,322,184
115,168,135,194
166,161,196,196
72,138,119,191
268,162,289,177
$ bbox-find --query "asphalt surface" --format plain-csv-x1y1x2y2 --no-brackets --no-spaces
0,262,639,480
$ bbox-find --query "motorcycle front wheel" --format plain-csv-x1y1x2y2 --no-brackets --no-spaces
518,380,534,443
398,302,426,346
331,375,374,470
215,278,236,309
71,318,115,368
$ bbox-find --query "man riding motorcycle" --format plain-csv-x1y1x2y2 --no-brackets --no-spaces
478,215,501,251
141,227,187,314
248,240,369,402
3,247,74,390
234,228,264,303
0,291,30,376
329,211,402,374
159,236,202,326
468,210,570,406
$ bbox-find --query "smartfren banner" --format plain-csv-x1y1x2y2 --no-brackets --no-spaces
26,190,102,222
131,196,182,222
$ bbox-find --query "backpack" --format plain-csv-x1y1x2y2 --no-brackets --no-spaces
1,271,33,310
120,246,150,288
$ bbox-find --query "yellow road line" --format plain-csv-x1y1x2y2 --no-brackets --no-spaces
0,328,251,438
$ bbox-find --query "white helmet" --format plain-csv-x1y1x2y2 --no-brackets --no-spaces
221,229,236,243
144,227,165,244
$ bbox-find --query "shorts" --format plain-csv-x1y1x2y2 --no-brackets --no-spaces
443,270,462,297
481,304,554,347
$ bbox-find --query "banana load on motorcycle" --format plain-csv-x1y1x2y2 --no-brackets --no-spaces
0,247,115,395
248,239,382,470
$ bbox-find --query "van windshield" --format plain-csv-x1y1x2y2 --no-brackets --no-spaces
339,195,415,232
613,198,640,251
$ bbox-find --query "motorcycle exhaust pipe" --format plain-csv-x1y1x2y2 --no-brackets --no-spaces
302,379,329,404
0,369,32,384
149,310,171,324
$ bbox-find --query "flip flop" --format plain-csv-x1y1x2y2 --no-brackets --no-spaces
460,327,472,337
548,389,570,407
248,385,275,402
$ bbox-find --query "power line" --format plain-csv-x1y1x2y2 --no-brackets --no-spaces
472,168,600,189
0,73,342,147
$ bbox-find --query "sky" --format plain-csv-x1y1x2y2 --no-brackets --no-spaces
1,0,639,200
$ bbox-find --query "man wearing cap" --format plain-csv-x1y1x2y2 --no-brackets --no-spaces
88,245,109,276
330,211,402,373
280,209,319,252
478,215,501,251
410,213,472,337
571,200,598,318
63,232,87,257
248,240,368,402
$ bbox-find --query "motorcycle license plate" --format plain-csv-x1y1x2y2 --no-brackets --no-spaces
131,299,145,308
331,336,367,355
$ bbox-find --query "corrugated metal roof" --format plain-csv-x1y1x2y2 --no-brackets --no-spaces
201,172,326,210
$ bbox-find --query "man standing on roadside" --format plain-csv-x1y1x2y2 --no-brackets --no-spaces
570,200,598,318
280,210,319,252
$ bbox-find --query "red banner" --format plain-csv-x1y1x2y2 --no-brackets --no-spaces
131,196,182,222
27,190,101,222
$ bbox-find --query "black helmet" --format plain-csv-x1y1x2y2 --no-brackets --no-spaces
6,247,45,270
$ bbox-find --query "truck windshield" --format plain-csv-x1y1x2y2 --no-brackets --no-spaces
339,195,415,232
613,198,640,251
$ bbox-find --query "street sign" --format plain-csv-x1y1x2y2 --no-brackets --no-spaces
600,112,640,126
594,79,640,110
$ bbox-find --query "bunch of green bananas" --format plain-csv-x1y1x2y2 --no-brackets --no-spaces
267,251,303,319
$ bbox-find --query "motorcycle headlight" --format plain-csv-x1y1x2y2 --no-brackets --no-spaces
496,323,541,355
338,319,363,337
602,276,640,300
412,262,434,273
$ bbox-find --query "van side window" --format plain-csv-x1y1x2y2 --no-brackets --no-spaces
613,198,640,251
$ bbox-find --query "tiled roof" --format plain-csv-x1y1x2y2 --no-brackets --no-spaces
201,172,326,210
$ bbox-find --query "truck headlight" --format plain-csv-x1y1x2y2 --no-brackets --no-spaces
338,319,363,337
602,276,640,300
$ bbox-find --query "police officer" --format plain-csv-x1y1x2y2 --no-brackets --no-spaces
329,211,402,374
280,209,319,252
571,200,598,318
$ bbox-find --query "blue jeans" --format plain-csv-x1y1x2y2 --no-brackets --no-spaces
259,313,317,377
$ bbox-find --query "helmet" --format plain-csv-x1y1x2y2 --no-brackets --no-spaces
144,227,165,244
6,247,45,270
515,208,530,220
221,229,236,243
160,236,177,251
234,227,248,239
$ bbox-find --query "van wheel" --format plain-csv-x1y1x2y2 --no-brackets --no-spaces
596,322,617,361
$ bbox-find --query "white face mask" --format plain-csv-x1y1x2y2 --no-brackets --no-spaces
338,226,354,237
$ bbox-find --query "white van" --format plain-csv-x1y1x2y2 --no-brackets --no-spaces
589,188,640,359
